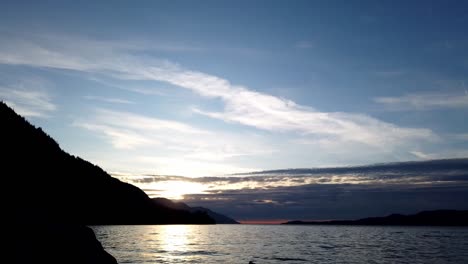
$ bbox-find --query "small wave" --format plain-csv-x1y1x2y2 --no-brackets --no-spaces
272,257,308,261
175,250,219,256
319,245,335,249
150,249,168,254
422,234,451,238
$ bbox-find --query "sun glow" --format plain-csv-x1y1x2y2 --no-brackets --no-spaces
148,180,207,200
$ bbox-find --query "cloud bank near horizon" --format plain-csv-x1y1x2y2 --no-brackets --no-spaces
113,158,468,220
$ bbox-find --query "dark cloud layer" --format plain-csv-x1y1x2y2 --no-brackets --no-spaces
115,158,468,221
184,183,468,221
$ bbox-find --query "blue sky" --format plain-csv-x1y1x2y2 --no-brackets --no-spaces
1,0,468,178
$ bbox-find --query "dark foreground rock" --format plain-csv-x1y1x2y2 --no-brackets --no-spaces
15,223,117,264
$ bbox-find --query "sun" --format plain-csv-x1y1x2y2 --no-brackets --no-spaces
149,180,207,200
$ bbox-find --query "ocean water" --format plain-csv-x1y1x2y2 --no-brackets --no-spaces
91,225,468,264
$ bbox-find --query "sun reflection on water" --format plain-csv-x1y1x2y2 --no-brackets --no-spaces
160,225,190,253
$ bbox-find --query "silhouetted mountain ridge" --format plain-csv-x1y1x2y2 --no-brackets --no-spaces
283,210,468,226
2,101,213,263
3,102,214,225
153,198,240,224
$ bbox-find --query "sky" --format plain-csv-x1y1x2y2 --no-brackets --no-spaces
1,0,468,221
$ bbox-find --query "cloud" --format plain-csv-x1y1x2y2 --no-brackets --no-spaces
374,92,468,110
410,149,468,161
185,182,468,220
454,133,468,141
114,158,468,220
374,70,407,77
74,108,210,150
117,158,468,194
295,40,314,49
116,63,436,149
74,108,274,175
0,79,56,118
0,33,438,163
134,156,259,177
0,34,437,149
75,122,157,149
410,151,433,160
83,95,135,104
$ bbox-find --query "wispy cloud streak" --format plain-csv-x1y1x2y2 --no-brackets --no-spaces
83,95,134,104
0,34,436,148
74,108,210,149
74,108,274,175
374,92,468,110
0,79,56,118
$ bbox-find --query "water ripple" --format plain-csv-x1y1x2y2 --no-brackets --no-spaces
92,225,468,264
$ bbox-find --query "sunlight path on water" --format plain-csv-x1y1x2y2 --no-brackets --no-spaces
92,225,468,264
160,225,190,261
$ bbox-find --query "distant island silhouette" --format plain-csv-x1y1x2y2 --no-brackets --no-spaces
3,102,214,263
283,210,468,226
153,197,240,224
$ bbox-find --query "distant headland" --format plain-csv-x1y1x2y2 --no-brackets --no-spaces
282,210,468,226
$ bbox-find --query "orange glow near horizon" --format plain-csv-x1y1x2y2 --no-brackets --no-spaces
238,219,288,225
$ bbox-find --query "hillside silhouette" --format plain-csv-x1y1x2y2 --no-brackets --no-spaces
283,210,468,226
3,102,214,263
3,101,213,225
153,197,240,224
